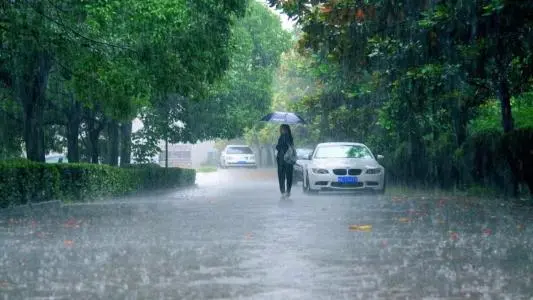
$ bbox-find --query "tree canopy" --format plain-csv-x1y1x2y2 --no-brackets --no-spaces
269,0,533,194
1,0,290,165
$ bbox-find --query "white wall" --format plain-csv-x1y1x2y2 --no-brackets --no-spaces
159,140,216,168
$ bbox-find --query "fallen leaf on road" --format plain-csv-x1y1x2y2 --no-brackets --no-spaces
397,217,411,223
63,218,81,228
0,280,9,288
482,228,492,236
64,240,74,247
349,224,372,232
517,224,525,231
449,231,459,241
392,197,405,202
245,232,253,239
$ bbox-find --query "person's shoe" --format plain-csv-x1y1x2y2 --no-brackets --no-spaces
286,192,291,198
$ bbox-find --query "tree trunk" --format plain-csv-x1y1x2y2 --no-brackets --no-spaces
20,53,52,162
498,78,514,133
120,122,132,167
88,125,100,164
165,137,169,168
320,96,329,141
66,98,81,163
454,105,468,147
107,120,119,166
23,105,45,162
86,113,103,164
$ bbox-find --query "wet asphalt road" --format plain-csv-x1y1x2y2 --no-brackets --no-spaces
1,168,533,299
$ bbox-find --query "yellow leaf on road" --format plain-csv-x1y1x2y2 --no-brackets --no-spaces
349,224,372,232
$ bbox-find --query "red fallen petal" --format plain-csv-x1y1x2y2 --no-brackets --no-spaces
483,228,492,236
450,232,459,240
65,218,77,225
64,240,74,247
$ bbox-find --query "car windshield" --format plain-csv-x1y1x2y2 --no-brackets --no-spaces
314,145,373,159
226,147,253,154
296,149,313,156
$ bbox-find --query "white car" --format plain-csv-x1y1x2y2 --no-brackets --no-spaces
301,142,385,194
220,145,257,168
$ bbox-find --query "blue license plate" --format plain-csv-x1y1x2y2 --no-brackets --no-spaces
338,176,357,183
238,161,246,164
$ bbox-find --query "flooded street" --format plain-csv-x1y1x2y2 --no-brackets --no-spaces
1,169,533,299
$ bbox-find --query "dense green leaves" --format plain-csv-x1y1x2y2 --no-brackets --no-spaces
1,0,254,164
133,2,291,163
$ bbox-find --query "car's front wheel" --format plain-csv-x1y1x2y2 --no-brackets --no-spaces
303,172,318,195
376,179,386,195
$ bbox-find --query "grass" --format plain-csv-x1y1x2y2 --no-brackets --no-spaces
385,185,463,198
386,184,532,203
196,166,218,173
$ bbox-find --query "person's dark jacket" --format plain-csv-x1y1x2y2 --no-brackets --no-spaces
276,133,293,160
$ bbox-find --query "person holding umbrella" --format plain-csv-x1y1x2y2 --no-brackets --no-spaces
260,111,304,198
276,124,295,197
276,124,294,197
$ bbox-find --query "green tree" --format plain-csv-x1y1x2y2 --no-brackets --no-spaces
133,2,290,164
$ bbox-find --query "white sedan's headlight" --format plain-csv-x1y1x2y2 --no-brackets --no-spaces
312,168,329,174
366,168,382,174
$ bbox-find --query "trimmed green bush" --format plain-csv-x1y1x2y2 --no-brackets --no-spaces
0,159,60,208
55,164,138,202
0,161,196,208
502,128,533,194
382,127,533,197
460,127,533,196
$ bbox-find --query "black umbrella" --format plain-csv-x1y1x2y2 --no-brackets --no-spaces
260,111,306,124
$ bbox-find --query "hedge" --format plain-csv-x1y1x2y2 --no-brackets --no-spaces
0,159,60,207
0,161,196,208
460,128,533,196
382,127,533,197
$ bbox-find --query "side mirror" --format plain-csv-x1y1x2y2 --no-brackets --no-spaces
307,153,313,160
377,154,384,160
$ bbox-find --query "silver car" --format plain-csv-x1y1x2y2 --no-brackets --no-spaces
219,145,257,168
293,148,314,183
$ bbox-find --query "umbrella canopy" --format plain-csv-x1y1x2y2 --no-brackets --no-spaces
260,111,306,124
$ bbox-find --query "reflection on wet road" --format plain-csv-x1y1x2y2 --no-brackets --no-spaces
1,169,533,299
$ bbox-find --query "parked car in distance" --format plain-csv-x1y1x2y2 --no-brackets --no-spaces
301,142,385,194
45,154,68,163
293,148,314,183
219,145,257,168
